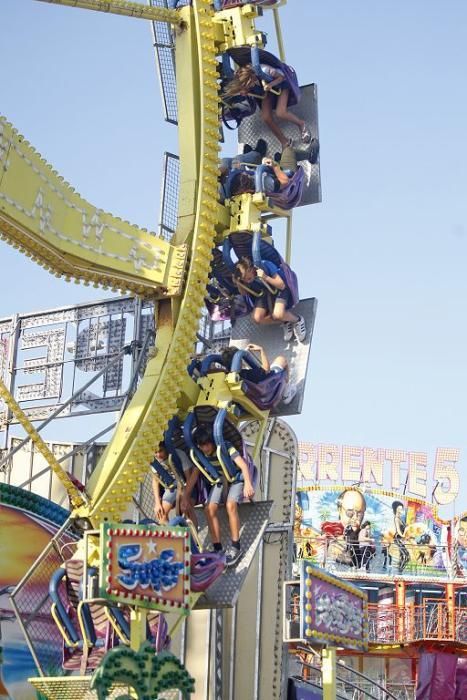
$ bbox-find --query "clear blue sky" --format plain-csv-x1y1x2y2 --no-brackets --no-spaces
1,1,466,507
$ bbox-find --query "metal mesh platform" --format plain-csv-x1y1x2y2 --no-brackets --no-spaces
231,297,318,416
159,151,180,240
29,677,180,700
193,500,273,609
149,0,178,124
238,84,321,206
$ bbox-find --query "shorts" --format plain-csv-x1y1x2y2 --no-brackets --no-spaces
254,286,292,309
162,488,177,506
206,479,244,505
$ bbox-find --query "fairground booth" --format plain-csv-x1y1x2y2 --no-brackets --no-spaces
287,442,467,699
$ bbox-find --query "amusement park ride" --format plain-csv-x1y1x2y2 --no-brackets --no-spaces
2,2,466,700
1,0,318,698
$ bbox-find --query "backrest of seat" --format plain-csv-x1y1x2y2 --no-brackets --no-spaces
240,372,287,411
213,407,253,482
230,231,283,268
279,263,299,307
211,247,238,293
150,458,176,490
49,567,80,646
183,411,221,485
267,167,305,210
64,559,84,611
64,560,108,643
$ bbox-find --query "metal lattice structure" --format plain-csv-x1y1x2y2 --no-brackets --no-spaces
159,152,181,239
0,297,154,434
149,0,178,124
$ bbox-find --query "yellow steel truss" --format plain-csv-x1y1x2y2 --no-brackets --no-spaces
0,377,86,509
33,0,182,24
79,0,221,524
0,116,187,297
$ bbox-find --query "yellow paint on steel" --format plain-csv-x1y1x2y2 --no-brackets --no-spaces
322,646,337,700
0,377,85,509
213,3,264,52
0,117,187,298
29,676,126,700
33,0,182,25
80,0,221,524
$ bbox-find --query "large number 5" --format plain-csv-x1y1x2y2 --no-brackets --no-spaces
432,448,460,505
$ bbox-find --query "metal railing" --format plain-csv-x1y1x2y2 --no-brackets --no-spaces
294,649,401,700
295,535,454,581
367,600,465,644
286,579,467,646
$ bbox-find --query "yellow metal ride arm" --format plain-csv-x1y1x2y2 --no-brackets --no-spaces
75,0,221,525
33,0,183,24
3,0,275,528
0,116,187,298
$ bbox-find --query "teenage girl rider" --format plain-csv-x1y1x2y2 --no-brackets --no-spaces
223,63,311,149
233,256,306,343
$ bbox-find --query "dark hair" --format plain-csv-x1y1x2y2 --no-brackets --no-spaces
230,171,256,197
220,346,239,370
392,500,404,514
194,427,214,447
361,521,371,529
233,256,254,277
158,441,167,451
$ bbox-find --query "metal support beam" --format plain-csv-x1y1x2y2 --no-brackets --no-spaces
0,347,127,471
0,378,85,508
322,647,337,700
33,0,182,24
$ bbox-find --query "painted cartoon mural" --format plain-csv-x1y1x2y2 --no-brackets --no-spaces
295,487,451,579
0,485,69,699
453,512,467,576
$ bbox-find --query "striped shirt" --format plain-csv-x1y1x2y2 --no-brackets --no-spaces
204,442,239,476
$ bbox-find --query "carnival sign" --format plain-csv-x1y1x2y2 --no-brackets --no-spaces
300,562,368,651
100,523,191,614
298,442,460,505
295,486,451,581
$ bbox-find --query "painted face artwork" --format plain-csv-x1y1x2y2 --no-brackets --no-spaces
338,490,366,529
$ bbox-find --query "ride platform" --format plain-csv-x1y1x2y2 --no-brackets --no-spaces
194,500,273,609
238,84,321,207
231,297,318,416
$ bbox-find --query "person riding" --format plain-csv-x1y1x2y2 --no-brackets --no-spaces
220,140,318,201
220,343,297,404
151,441,198,526
233,255,306,342
223,63,311,148
181,427,255,567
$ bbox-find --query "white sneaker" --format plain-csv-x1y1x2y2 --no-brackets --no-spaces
293,315,306,343
282,321,294,342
